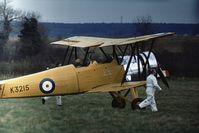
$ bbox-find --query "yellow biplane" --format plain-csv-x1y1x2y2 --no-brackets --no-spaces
0,32,174,109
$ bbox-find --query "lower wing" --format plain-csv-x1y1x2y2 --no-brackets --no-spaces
87,81,146,93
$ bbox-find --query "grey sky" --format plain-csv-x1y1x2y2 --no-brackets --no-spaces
7,0,199,23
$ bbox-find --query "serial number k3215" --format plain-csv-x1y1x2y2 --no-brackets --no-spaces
10,85,30,93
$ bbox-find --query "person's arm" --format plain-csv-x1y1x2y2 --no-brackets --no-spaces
152,76,162,91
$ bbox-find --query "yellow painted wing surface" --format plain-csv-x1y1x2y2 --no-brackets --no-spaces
87,81,146,93
51,32,174,48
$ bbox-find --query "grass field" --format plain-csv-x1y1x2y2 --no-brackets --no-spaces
0,78,198,133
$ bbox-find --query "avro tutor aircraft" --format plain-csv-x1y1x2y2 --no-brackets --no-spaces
0,32,174,109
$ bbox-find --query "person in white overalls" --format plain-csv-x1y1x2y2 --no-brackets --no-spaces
139,69,162,112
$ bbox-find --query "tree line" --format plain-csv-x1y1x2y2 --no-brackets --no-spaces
0,0,49,59
0,1,198,78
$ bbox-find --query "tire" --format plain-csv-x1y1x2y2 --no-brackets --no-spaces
131,98,144,110
112,98,118,108
111,97,126,109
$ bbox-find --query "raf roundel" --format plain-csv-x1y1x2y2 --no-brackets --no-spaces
39,78,55,94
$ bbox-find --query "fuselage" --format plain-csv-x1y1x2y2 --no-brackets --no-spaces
0,60,124,98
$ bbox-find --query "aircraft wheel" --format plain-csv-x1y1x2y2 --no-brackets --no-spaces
117,97,126,109
112,98,118,108
131,98,144,110
112,97,126,109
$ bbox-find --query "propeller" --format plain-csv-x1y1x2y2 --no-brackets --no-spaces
121,50,170,89
138,51,170,89
156,67,170,89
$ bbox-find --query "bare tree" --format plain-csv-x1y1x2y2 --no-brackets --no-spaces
21,11,41,20
135,16,154,52
0,0,22,41
136,15,153,35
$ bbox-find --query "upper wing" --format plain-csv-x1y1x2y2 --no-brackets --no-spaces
87,81,146,93
51,32,174,48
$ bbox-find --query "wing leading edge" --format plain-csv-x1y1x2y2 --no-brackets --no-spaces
51,32,174,48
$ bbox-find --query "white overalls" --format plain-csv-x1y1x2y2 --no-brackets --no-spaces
139,74,162,112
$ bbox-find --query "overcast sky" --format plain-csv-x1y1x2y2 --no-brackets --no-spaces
6,0,199,23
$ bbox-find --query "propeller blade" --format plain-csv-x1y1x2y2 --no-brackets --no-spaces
157,67,170,89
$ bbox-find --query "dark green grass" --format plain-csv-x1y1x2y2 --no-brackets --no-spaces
0,78,198,133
